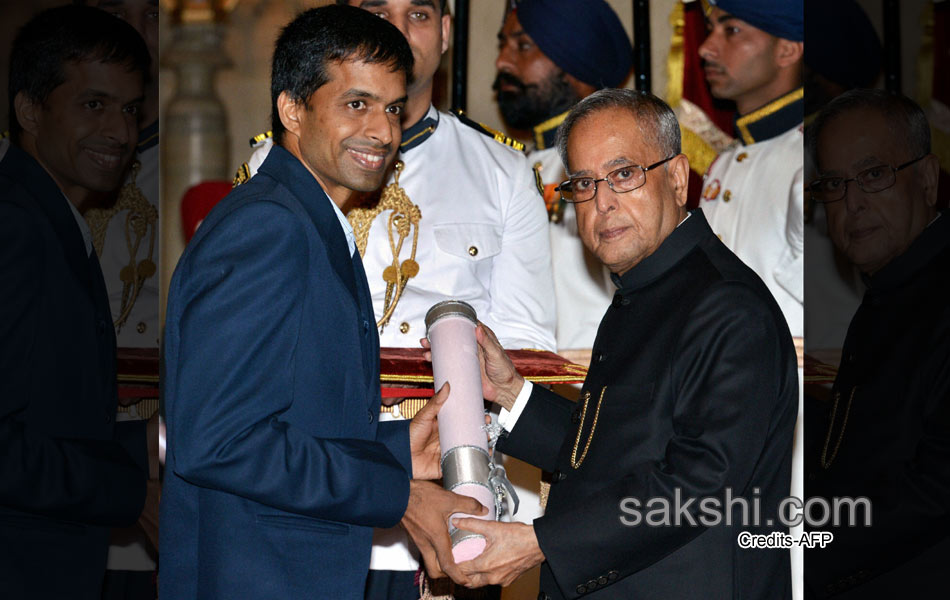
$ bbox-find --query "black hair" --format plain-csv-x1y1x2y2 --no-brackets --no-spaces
334,0,449,16
270,4,414,145
8,5,150,144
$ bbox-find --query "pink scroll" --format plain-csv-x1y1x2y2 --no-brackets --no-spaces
425,300,494,562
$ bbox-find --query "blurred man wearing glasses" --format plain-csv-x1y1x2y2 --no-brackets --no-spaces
442,89,797,600
805,90,948,598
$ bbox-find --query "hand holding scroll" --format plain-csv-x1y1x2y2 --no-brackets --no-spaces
408,381,451,480
473,323,525,412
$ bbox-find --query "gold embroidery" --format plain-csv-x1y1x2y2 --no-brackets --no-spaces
532,111,568,150
736,88,804,145
347,161,421,332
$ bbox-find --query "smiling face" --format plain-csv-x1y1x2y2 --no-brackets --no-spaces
347,0,449,97
17,59,142,199
279,57,406,207
568,107,689,276
698,7,790,114
819,108,938,275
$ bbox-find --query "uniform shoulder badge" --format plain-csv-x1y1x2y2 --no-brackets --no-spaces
249,130,273,148
451,109,525,152
232,162,251,188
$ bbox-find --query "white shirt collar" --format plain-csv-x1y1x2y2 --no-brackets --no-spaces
329,197,356,257
66,195,93,257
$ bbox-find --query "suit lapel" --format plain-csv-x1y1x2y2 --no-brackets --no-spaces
0,144,95,298
258,145,360,305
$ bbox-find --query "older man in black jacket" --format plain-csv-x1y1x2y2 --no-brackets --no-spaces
444,89,798,599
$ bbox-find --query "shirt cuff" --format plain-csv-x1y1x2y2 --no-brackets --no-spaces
497,380,532,432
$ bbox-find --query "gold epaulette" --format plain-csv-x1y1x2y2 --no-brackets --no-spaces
232,162,251,187
249,130,273,148
451,109,525,152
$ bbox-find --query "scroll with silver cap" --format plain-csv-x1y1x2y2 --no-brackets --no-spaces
425,300,518,562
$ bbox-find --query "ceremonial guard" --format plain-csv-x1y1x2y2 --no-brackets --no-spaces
494,0,632,356
235,1,555,597
698,0,804,343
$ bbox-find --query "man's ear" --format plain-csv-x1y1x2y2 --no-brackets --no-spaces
276,91,303,140
775,39,804,69
669,153,691,208
441,13,451,55
14,91,41,138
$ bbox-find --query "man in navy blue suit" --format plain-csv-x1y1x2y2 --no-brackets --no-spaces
160,5,484,599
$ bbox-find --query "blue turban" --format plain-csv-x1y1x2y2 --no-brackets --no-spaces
709,0,803,42
515,0,633,89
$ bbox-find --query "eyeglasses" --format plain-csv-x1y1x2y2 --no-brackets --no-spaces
808,155,927,204
555,155,676,203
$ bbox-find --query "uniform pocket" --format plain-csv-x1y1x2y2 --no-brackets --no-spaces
433,223,502,261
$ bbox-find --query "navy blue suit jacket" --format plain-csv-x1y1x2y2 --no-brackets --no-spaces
160,145,413,599
0,144,148,599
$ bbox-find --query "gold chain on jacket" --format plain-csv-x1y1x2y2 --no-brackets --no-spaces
346,161,421,332
84,161,157,333
571,386,607,469
820,386,856,469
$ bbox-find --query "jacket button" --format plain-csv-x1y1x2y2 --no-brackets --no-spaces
468,246,478,256
537,593,548,600
571,409,581,424
595,352,606,363
598,576,608,585
608,570,618,580
363,319,370,334
576,584,587,595
367,410,375,424
551,469,566,483
104,413,112,424
587,578,598,589
611,294,623,308
399,322,410,334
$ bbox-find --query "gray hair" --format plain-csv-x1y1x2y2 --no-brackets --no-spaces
806,88,931,169
555,88,682,171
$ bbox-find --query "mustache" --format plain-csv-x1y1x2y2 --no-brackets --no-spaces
492,72,527,94
701,58,725,72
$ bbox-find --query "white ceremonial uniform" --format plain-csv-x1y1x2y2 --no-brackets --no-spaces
700,92,804,338
530,143,613,352
241,104,556,573
700,89,805,600
90,123,161,349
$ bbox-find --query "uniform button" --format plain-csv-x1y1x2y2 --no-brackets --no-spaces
608,570,618,581
468,246,478,256
611,294,623,308
136,322,146,334
552,469,566,483
596,352,606,363
736,152,748,162
399,322,410,334
363,319,370,334
598,576,608,585
723,190,732,202
587,578,598,589
367,410,375,424
571,409,581,424
576,584,587,595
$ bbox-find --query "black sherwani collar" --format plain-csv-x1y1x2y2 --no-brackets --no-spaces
611,208,708,293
